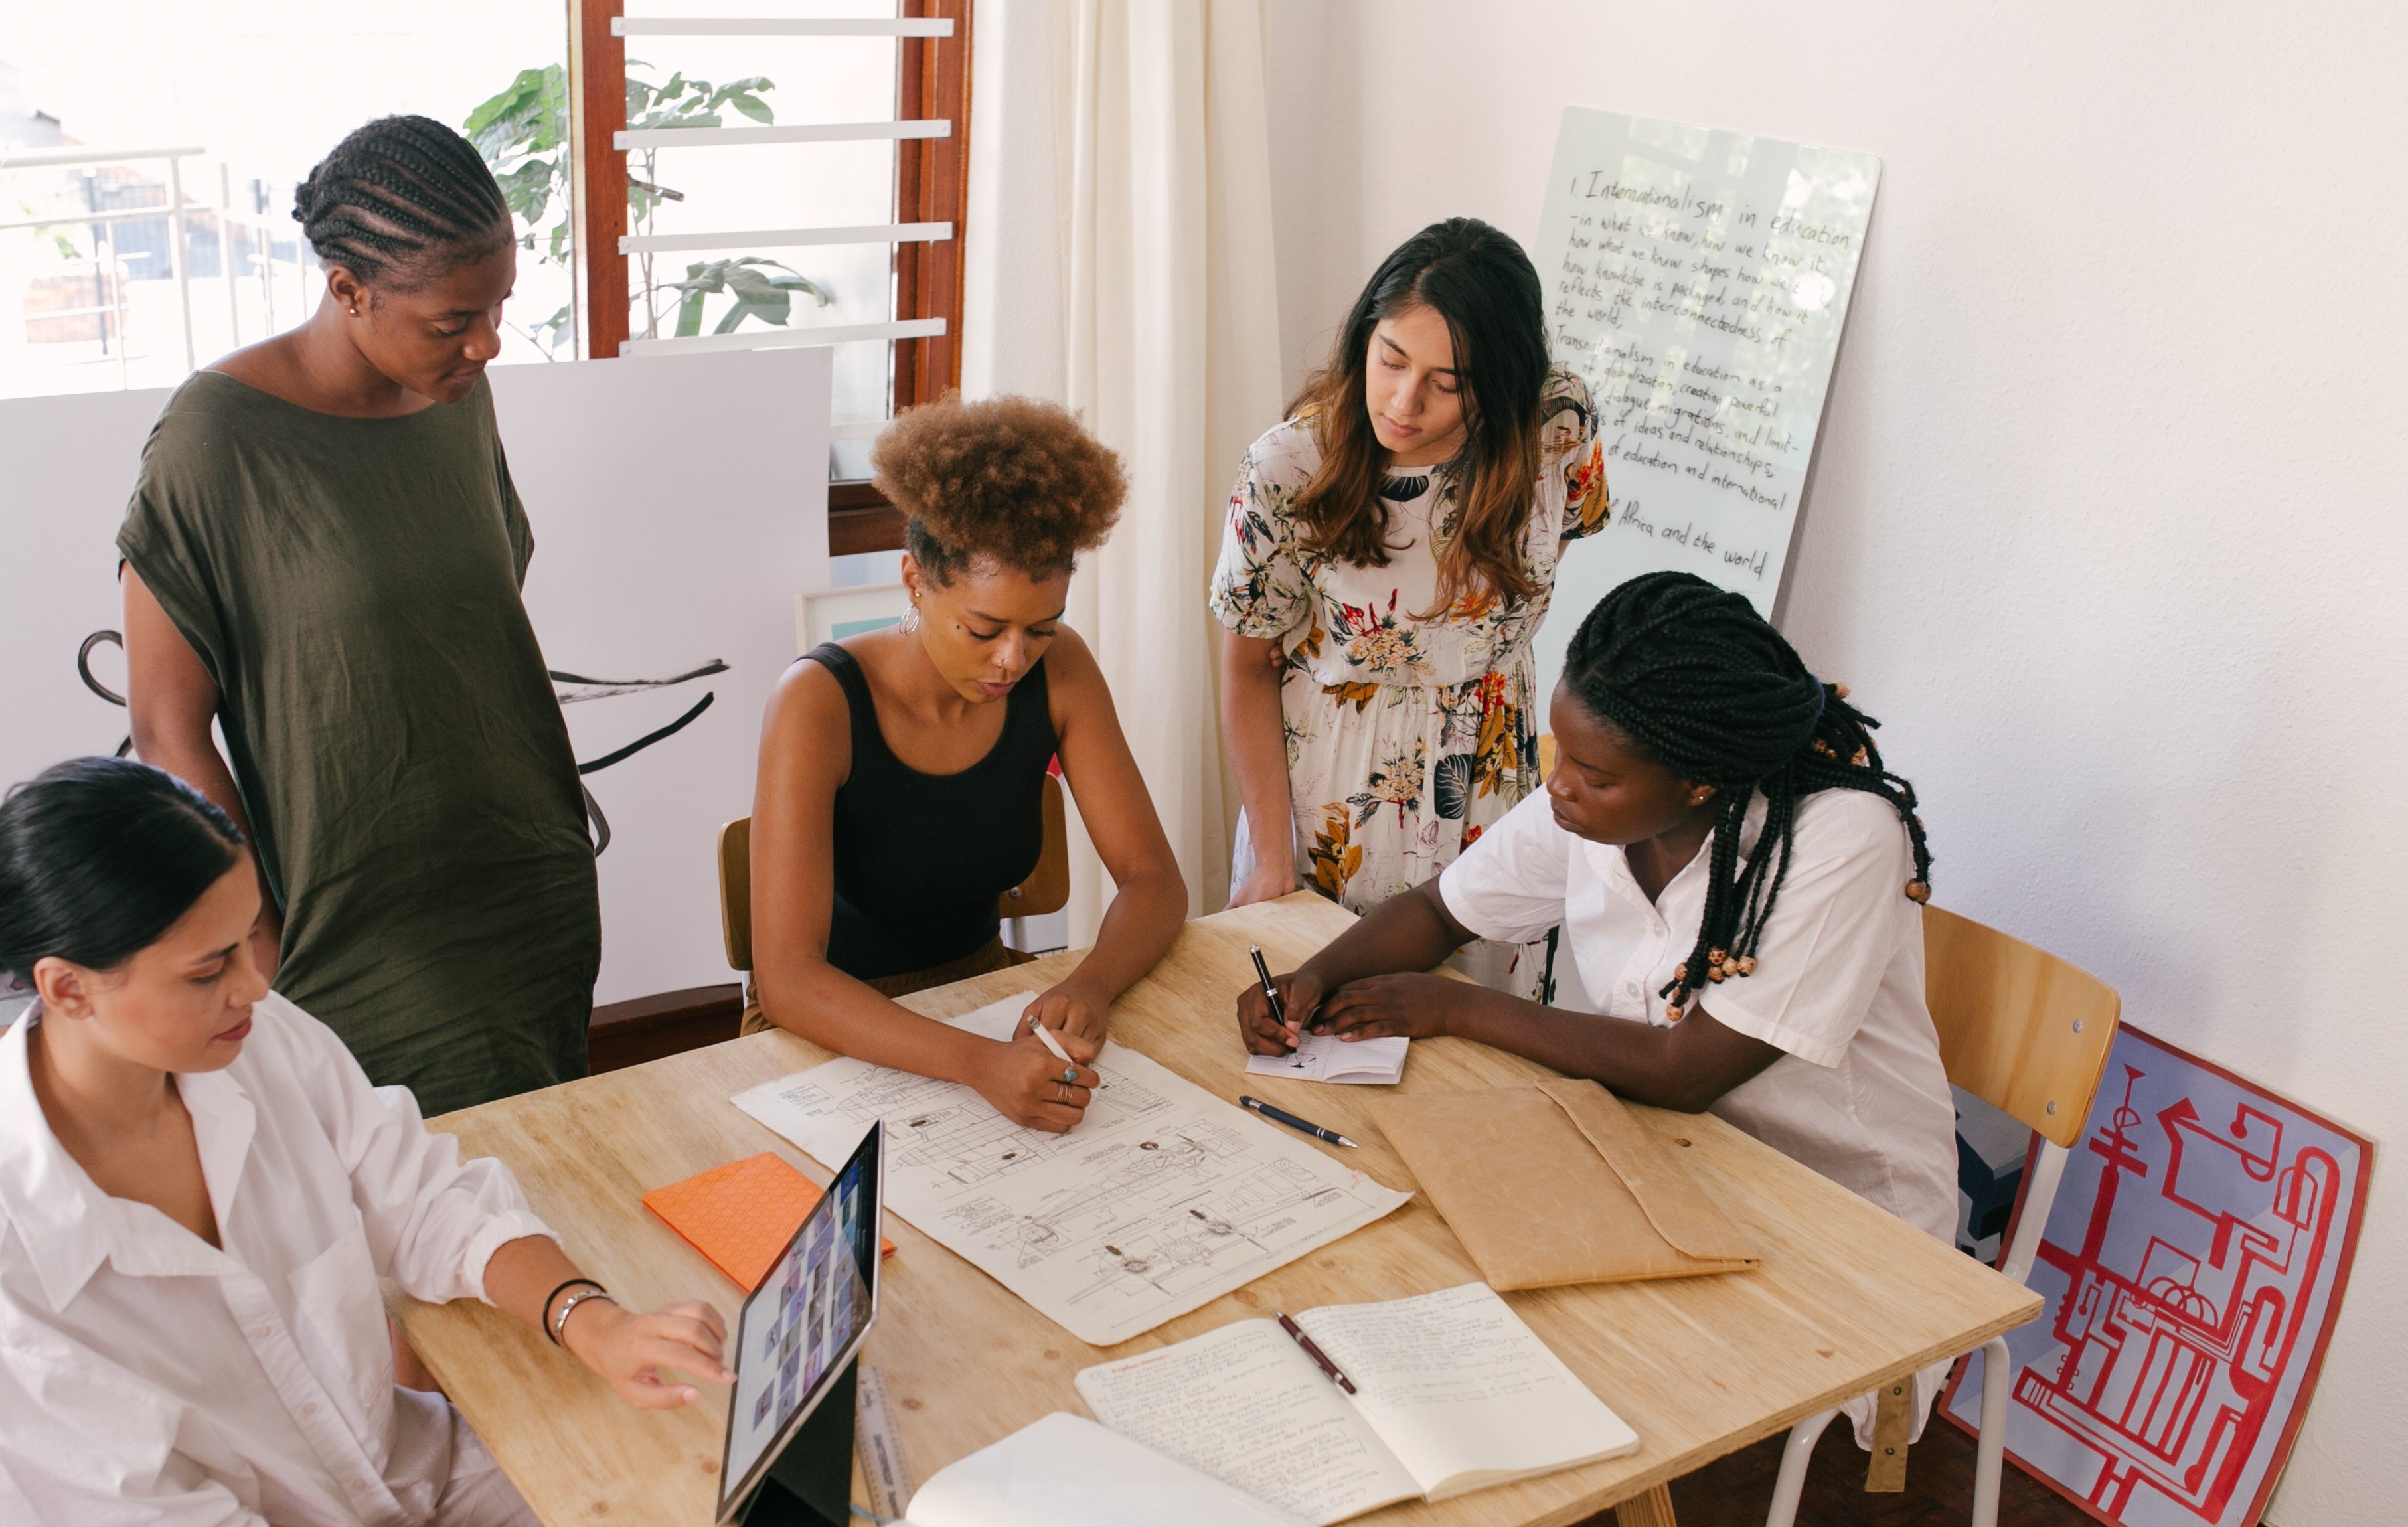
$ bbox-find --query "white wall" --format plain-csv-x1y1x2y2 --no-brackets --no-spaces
1261,4,2405,1522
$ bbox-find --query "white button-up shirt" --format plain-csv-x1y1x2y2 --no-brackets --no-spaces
1439,787,1959,1244
0,993,552,1526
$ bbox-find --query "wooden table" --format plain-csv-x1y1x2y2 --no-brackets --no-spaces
398,893,2040,1527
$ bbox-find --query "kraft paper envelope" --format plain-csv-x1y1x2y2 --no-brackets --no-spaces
1368,1080,1759,1289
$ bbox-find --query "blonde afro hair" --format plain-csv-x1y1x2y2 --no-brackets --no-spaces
870,394,1126,582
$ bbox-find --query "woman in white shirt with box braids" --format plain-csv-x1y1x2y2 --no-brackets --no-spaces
0,758,731,1527
1238,571,1959,1448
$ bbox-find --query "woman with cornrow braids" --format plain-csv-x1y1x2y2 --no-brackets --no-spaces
118,116,601,1115
1238,570,1960,1451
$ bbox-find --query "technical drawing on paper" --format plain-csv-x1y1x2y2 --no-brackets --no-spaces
1942,1024,2368,1527
732,995,1409,1346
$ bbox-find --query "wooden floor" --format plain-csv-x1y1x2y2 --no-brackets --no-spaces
1575,1413,2091,1527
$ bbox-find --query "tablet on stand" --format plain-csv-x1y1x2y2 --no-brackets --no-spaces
715,1123,886,1526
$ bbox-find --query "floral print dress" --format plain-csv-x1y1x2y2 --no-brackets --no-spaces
1210,366,1611,990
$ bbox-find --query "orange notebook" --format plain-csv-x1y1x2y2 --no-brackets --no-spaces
641,1153,894,1292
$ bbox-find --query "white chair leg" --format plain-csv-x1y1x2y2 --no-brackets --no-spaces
1762,1407,1840,1527
1974,1335,2011,1527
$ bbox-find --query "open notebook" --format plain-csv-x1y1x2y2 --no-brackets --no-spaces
1243,1032,1408,1085
902,1412,1305,1527
1075,1283,1638,1524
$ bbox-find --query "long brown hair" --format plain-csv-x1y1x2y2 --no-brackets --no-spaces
1287,218,1550,617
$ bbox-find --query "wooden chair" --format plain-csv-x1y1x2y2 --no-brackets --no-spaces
1763,905,2120,1527
717,771,1072,975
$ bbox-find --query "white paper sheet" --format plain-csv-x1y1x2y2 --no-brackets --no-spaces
731,995,1411,1347
904,1412,1308,1527
1244,1033,1409,1085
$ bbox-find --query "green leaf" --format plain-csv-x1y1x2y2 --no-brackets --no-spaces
726,92,774,125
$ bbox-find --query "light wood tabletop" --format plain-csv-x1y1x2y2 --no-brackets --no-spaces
397,892,2040,1527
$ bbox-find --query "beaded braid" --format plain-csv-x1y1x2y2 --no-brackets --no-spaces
1562,572,1933,1023
293,115,509,284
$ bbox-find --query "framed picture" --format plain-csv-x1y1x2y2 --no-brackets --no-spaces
1941,1022,2371,1527
796,584,908,653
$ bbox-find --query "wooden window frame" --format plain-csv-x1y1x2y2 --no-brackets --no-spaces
570,0,973,558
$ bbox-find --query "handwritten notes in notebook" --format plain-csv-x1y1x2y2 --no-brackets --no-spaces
1076,1284,1639,1524
731,995,1409,1346
1244,1032,1408,1085
1529,109,1880,689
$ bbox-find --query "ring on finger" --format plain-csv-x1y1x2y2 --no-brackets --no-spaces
1060,1066,1080,1085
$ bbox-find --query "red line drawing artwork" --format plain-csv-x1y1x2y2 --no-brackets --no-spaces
1943,1024,2371,1527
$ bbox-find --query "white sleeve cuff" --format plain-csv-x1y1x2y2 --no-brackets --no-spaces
463,1211,556,1305
1694,990,1850,1070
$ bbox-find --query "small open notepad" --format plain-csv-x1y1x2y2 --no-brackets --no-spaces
1075,1283,1638,1524
1244,1032,1408,1085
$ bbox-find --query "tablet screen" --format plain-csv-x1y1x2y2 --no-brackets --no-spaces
718,1125,882,1516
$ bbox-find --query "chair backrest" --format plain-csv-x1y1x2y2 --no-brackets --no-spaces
718,817,753,972
715,773,1070,974
1923,904,2121,1149
999,772,1070,918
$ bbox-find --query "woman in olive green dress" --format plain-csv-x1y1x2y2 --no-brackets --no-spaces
119,116,598,1115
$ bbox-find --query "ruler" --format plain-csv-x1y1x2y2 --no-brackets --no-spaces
854,1364,916,1521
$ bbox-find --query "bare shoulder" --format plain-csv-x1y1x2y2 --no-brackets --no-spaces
204,333,309,400
1039,626,1118,732
763,653,854,767
1040,625,1111,700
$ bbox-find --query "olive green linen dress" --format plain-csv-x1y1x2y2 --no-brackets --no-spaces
118,370,600,1115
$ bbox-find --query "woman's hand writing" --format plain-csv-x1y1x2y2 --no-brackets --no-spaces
978,1033,1099,1132
560,1298,732,1411
1313,972,1467,1042
1236,967,1333,1054
1020,979,1109,1064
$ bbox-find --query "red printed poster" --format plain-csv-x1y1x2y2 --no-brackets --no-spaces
1943,1024,2371,1526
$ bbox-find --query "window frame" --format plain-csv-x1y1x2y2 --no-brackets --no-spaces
570,0,973,556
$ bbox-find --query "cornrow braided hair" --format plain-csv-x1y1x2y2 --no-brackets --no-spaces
293,115,509,285
1564,571,1932,1023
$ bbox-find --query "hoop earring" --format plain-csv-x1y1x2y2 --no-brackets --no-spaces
898,597,922,636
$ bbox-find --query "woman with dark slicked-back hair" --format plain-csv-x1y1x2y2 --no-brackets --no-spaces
1212,218,1611,995
117,116,599,1115
0,758,728,1524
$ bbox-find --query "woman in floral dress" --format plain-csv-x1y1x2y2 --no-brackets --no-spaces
1212,218,1610,990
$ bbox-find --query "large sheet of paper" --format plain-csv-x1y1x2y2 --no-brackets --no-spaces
1528,108,1880,690
732,996,1411,1347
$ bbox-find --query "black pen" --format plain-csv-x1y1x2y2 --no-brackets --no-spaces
1239,1094,1359,1149
1248,945,1293,1048
1275,1309,1358,1394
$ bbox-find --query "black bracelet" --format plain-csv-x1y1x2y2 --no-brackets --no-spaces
540,1277,604,1347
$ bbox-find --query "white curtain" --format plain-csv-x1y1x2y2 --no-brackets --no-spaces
962,0,1287,940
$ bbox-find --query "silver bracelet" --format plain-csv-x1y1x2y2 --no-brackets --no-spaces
551,1286,617,1346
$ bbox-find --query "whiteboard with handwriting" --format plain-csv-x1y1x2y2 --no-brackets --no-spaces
1531,108,1879,684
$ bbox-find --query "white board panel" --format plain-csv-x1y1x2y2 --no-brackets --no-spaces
0,386,169,787
496,347,830,1004
0,346,830,1009
1530,108,1879,692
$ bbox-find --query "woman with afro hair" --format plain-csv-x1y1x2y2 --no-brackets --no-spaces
746,395,1187,1133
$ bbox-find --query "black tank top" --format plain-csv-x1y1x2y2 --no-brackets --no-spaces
803,641,1058,981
